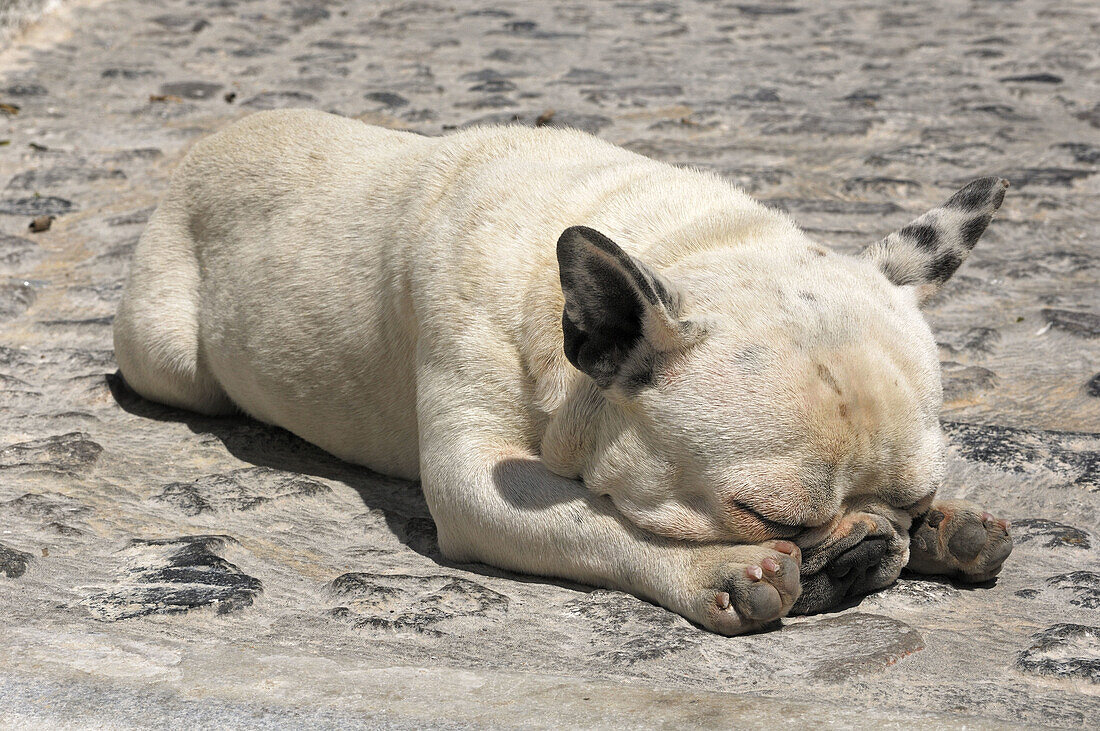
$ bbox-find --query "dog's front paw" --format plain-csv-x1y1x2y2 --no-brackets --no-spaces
692,540,802,635
908,499,1012,582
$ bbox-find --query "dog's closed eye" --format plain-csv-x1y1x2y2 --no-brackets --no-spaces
727,499,804,541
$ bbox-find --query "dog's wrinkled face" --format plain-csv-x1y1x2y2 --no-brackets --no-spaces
548,178,1007,612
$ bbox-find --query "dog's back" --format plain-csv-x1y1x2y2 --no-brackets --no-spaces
114,109,792,478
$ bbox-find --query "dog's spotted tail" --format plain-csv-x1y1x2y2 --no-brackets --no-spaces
860,177,1009,304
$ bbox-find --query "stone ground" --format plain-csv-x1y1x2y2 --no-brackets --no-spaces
1,0,1099,727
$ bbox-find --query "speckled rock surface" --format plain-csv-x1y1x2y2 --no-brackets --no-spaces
1,0,1098,727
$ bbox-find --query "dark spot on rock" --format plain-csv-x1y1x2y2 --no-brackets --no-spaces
459,68,517,83
1,492,90,521
38,315,114,328
328,572,508,635
241,91,317,109
5,164,126,189
153,467,332,515
557,68,612,85
308,39,367,51
0,197,75,216
943,422,1100,492
1016,624,1100,682
966,104,1028,120
463,8,513,18
0,542,32,578
965,49,1004,59
83,535,262,620
484,48,519,62
101,68,156,79
867,143,1005,168
152,14,206,30
737,4,802,15
1052,143,1100,165
936,326,1000,355
566,589,699,664
106,208,155,226
1046,572,1100,609
0,432,103,475
1040,308,1100,338
157,82,224,100
364,91,408,108
760,115,874,137
843,89,880,105
105,148,163,163
468,78,516,93
584,85,684,104
291,5,330,25
1086,374,1100,398
44,522,84,537
999,73,1063,84
1076,103,1100,129
940,363,998,401
728,88,782,105
503,20,537,33
3,83,47,96
294,51,357,66
490,19,580,40
842,177,922,196
1004,168,1092,188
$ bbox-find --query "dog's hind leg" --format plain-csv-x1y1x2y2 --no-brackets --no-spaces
113,206,234,416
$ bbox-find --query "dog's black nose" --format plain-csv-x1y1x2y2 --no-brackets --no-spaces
826,534,890,583
791,534,892,614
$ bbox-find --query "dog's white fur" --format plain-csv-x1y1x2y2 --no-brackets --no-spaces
115,109,1002,633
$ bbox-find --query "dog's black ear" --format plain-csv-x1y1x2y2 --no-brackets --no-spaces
861,177,1008,305
557,226,699,390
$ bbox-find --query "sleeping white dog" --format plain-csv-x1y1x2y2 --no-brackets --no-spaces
115,109,1012,634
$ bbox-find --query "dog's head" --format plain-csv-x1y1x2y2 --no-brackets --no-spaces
544,177,1008,613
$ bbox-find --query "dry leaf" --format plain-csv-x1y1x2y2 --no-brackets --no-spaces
29,215,55,233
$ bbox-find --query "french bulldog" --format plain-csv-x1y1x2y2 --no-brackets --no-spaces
114,109,1012,635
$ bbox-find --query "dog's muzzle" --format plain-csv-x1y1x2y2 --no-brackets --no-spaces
790,512,908,614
